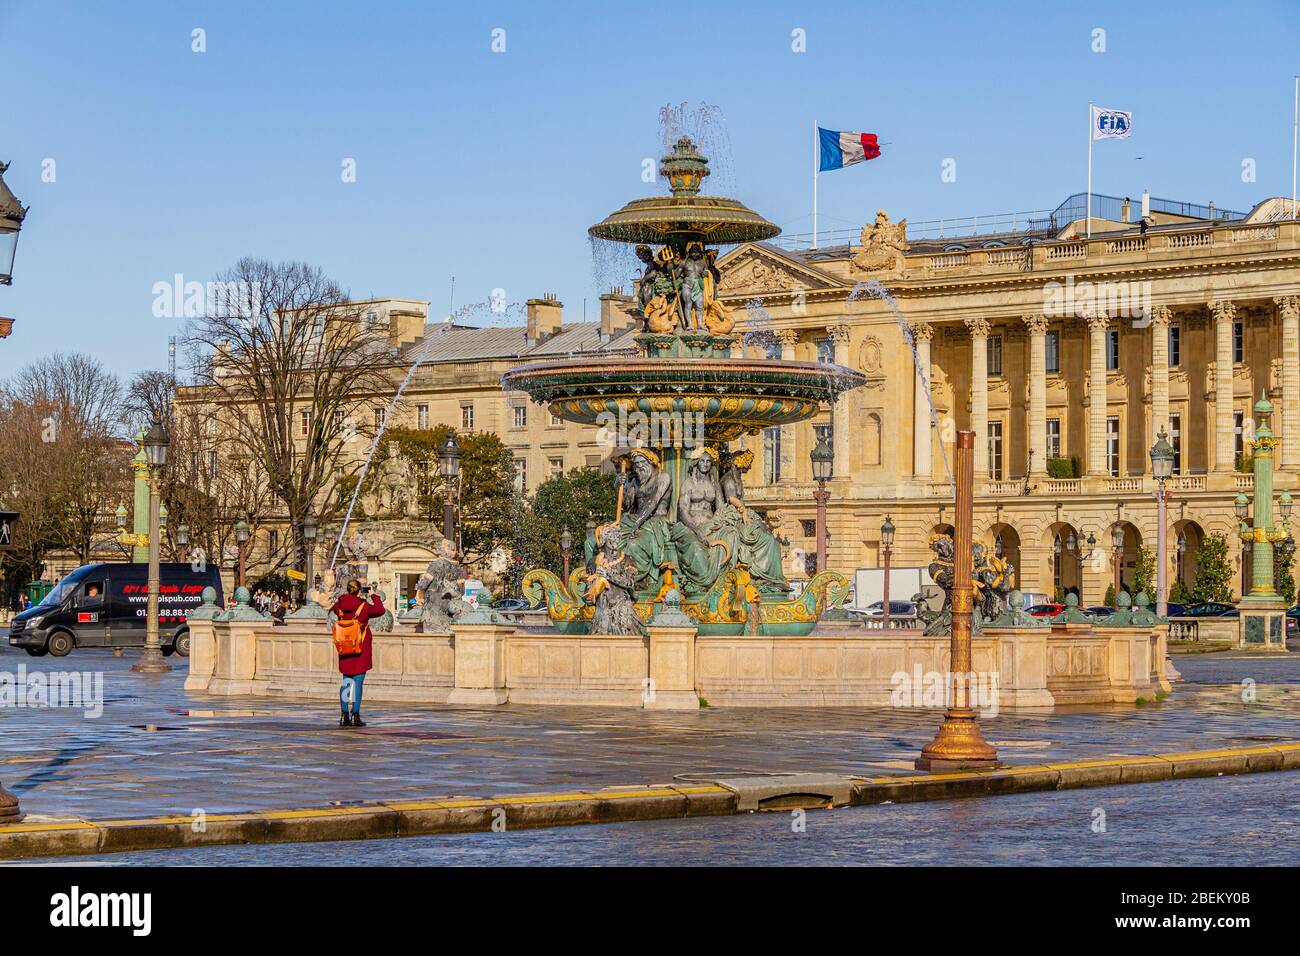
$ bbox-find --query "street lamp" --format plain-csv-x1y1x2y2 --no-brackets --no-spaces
176,524,189,565
560,528,574,581
1150,427,1174,616
302,515,317,602
438,435,462,554
235,518,249,589
133,420,172,674
880,515,895,629
1177,532,1187,588
810,432,833,572
0,161,28,286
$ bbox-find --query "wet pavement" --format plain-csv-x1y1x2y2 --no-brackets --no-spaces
29,770,1300,866
2,644,1298,823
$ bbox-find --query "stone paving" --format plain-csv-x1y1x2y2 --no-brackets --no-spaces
2,643,1299,821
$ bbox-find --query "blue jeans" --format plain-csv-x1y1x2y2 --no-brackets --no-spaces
340,674,366,714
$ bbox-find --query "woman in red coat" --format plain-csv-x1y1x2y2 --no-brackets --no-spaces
329,578,384,727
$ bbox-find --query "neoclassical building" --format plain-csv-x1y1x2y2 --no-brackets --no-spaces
714,193,1300,602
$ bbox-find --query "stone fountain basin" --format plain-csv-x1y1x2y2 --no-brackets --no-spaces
502,357,866,440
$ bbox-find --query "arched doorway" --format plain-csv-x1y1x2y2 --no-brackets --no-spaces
988,523,1021,591
1106,521,1143,599
1046,522,1085,602
1172,520,1205,598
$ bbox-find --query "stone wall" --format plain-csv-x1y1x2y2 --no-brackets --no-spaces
188,617,1170,711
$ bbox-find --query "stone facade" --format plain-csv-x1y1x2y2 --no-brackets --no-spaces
714,198,1300,603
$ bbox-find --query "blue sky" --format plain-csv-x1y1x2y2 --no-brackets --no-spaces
1,0,1298,377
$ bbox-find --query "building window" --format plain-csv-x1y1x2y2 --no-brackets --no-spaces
374,408,384,433
1045,331,1060,373
190,451,199,474
549,457,564,479
1046,418,1061,459
765,341,781,360
550,411,563,427
207,415,217,436
334,410,344,432
1106,416,1120,476
800,519,817,537
1232,320,1244,364
299,409,311,438
1168,325,1181,368
1106,329,1120,371
987,335,1003,377
815,338,833,364
269,529,279,554
513,405,527,429
364,310,378,328
514,458,527,493
208,450,217,479
461,404,474,430
1170,413,1182,474
987,421,1003,479
417,404,429,429
1234,411,1245,458
763,427,782,484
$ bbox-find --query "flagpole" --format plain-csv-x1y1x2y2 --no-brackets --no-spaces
1292,76,1297,221
812,120,819,249
1086,102,1094,238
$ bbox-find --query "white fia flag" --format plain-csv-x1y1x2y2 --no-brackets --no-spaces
1091,105,1132,140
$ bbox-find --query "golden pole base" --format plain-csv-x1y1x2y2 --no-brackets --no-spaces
0,783,23,824
915,707,999,771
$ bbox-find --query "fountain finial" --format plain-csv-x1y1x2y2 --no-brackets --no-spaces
660,136,710,198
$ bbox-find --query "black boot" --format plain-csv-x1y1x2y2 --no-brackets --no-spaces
350,711,366,727
340,708,351,728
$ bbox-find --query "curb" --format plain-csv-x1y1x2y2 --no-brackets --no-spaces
2,743,1298,860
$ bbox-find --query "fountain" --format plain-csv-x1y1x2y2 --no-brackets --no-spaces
503,137,866,636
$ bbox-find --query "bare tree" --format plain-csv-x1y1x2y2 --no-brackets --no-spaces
182,258,397,567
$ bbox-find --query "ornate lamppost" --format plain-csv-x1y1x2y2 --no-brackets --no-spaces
810,433,833,572
0,160,27,287
290,515,327,618
234,518,249,589
439,435,462,555
1149,428,1174,616
1111,524,1125,604
133,421,172,674
916,431,998,771
560,528,573,581
880,515,895,629
1233,394,1292,647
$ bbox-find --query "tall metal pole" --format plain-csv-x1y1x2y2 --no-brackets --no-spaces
882,543,892,629
917,431,997,771
133,472,171,673
814,480,829,572
1156,483,1168,617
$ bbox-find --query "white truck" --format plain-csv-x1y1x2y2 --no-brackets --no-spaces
849,567,936,613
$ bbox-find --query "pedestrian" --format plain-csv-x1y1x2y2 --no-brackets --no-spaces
325,576,384,727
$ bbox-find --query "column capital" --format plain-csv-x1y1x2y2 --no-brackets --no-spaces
1084,311,1110,333
775,328,800,348
964,317,991,338
1021,313,1049,335
1149,305,1172,329
1209,299,1237,324
827,323,852,344
1274,295,1300,320
909,321,935,343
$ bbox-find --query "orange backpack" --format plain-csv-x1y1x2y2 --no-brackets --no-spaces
332,612,365,656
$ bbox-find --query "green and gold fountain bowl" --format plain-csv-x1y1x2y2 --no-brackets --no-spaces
588,195,782,246
501,357,866,441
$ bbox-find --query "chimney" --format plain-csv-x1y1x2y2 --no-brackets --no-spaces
387,306,428,349
527,294,563,346
1121,197,1131,223
598,287,637,343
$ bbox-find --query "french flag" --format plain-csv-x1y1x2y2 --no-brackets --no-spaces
818,128,881,171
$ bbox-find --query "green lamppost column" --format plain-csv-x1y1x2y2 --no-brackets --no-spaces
1234,392,1293,649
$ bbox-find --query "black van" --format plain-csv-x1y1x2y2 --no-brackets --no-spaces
7,562,223,658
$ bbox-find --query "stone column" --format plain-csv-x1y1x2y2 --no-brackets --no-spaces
448,615,513,705
911,322,934,481
965,318,990,476
1276,295,1300,470
1086,313,1110,476
645,621,700,710
1149,306,1171,454
776,329,800,482
1023,314,1048,478
1211,300,1237,473
829,323,852,479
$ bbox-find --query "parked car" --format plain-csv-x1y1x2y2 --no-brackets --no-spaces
1026,603,1064,618
8,561,223,658
1085,606,1115,617
492,598,530,612
860,599,917,618
1285,605,1300,638
1164,602,1189,618
1182,601,1238,618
